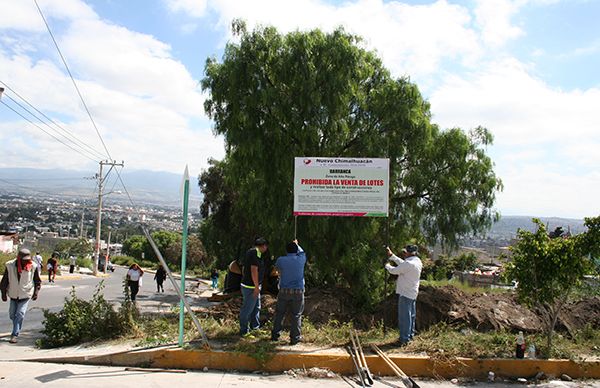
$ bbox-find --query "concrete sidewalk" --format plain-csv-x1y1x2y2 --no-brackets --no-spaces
0,361,594,388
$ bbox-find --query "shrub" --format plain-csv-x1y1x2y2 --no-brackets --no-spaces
76,257,93,269
0,251,12,269
111,255,156,269
38,281,137,348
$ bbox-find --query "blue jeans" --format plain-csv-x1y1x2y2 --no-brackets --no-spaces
211,278,218,289
398,295,416,344
9,298,30,337
239,287,260,335
271,289,304,343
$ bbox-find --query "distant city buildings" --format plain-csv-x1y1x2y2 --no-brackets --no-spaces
0,193,200,253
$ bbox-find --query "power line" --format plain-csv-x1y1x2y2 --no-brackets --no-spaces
34,0,113,161
2,94,104,161
105,165,123,197
0,80,107,160
1,100,100,162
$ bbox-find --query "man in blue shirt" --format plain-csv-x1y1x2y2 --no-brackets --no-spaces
271,239,306,345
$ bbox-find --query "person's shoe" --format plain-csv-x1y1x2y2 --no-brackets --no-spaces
242,333,256,340
9,336,17,344
290,337,302,346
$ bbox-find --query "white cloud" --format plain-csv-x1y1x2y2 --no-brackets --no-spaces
430,57,600,218
167,0,483,79
61,18,205,117
164,0,208,18
495,164,600,218
430,58,600,147
0,0,97,32
0,0,222,175
473,0,524,47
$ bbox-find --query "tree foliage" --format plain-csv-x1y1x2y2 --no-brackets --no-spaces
200,22,502,306
122,235,146,259
122,231,206,270
506,217,600,353
54,237,92,258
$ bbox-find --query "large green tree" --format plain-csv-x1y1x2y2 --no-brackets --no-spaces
200,22,502,306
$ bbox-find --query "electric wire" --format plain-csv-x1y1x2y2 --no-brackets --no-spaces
0,80,107,160
34,0,112,161
2,94,104,161
1,100,100,163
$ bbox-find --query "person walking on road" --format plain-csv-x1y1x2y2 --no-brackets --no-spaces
271,239,307,345
239,237,268,336
127,263,144,301
47,252,59,283
385,244,422,345
0,248,42,343
154,265,166,293
33,252,43,275
69,255,76,274
210,268,219,289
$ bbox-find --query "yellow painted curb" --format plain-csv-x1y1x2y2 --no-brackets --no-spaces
54,275,83,281
29,348,600,379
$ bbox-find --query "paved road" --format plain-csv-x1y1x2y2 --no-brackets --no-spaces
0,266,210,342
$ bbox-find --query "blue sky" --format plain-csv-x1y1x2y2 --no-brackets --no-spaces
1,0,599,219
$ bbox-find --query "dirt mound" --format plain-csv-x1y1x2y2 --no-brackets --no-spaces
375,286,599,333
199,288,356,326
199,286,599,334
416,285,544,332
557,296,600,334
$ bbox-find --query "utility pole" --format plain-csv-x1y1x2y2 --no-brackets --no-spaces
80,210,84,238
93,160,124,275
105,227,111,274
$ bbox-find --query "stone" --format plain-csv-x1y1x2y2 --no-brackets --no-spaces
560,374,573,382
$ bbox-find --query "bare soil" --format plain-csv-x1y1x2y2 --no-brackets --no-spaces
200,285,600,334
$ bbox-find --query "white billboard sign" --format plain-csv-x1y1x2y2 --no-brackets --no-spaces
293,157,389,217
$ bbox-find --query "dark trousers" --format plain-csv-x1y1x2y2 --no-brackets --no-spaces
156,280,164,292
129,280,140,301
69,265,75,273
271,288,304,342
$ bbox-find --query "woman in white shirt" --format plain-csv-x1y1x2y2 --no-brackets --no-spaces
126,263,144,301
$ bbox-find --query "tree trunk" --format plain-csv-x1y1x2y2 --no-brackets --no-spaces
545,297,567,357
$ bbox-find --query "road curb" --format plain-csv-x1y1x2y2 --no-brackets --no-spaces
25,348,600,379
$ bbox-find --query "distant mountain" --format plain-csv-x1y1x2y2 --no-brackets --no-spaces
0,167,203,208
489,215,586,239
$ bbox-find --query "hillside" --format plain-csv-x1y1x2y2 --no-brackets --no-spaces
0,167,203,208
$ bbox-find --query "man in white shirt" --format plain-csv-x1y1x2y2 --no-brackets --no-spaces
33,252,43,275
385,244,422,345
69,255,76,274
